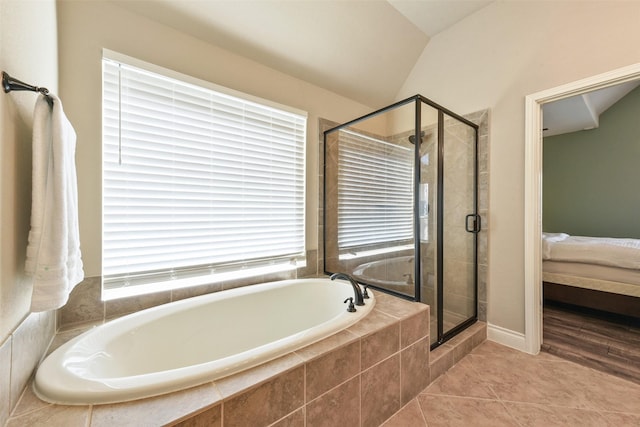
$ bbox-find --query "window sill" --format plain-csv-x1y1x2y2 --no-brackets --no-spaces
102,261,305,301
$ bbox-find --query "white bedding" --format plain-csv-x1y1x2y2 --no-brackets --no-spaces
542,233,640,270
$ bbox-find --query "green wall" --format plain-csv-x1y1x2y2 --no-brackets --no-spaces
543,85,640,239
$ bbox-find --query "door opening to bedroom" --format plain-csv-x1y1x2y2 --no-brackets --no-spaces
526,65,640,384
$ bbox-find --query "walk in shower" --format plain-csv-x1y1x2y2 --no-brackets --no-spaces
324,95,480,348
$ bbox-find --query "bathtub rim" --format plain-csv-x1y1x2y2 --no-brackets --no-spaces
33,277,376,405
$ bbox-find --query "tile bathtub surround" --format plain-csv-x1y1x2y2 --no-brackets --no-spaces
382,340,640,427
58,249,319,329
7,291,448,427
0,310,56,426
182,293,435,427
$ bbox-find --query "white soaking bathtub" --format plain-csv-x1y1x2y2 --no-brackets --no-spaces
34,278,375,405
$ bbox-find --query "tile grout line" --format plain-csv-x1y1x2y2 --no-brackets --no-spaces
417,398,429,427
496,398,526,427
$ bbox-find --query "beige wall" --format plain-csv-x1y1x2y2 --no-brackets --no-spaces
0,2,59,420
57,0,372,277
0,0,58,342
397,1,640,335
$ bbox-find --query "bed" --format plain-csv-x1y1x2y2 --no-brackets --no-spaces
542,233,640,318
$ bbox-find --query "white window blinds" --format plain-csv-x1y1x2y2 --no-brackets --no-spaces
337,130,414,250
102,55,307,297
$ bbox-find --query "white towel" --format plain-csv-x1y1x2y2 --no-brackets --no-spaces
25,94,84,312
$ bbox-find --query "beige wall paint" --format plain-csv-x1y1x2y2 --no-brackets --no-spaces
57,0,372,277
397,1,640,334
0,0,58,342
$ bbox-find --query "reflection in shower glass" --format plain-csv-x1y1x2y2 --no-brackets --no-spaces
336,130,414,253
325,102,416,299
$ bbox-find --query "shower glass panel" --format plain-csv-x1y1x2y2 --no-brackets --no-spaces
417,105,440,342
324,95,479,349
441,113,479,341
324,101,417,299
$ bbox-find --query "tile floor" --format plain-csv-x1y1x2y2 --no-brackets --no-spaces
382,340,640,426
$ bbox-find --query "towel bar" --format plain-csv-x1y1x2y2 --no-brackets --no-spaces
2,71,50,96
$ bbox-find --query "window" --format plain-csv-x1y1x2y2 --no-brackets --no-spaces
336,129,414,256
102,51,307,299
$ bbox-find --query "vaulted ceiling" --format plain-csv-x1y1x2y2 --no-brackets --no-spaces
110,0,638,132
110,0,493,108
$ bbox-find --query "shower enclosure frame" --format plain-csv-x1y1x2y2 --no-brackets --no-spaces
323,94,480,349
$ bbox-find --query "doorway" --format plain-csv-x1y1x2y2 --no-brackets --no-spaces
523,63,640,354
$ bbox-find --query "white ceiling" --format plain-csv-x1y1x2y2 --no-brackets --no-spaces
388,0,492,38
543,80,640,137
110,0,493,108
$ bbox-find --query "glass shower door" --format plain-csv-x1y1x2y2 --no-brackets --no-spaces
440,113,478,339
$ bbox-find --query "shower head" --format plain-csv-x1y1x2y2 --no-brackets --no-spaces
408,131,425,145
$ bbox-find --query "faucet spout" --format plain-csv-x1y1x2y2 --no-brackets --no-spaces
330,273,365,306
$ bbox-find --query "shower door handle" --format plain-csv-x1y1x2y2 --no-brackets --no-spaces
465,214,481,233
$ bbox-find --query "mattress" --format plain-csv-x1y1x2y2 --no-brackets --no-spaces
542,233,640,269
543,260,640,297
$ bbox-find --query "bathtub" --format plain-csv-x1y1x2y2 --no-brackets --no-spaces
34,278,375,405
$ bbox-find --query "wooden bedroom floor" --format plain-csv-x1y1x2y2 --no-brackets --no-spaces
542,301,640,385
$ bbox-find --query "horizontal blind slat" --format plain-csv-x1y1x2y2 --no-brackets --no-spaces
336,129,414,249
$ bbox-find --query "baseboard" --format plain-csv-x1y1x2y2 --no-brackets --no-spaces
487,322,528,353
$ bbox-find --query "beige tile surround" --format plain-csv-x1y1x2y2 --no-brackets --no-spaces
0,311,56,427
6,289,486,427
54,249,319,329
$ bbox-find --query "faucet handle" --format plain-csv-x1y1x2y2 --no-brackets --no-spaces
343,297,356,312
362,285,370,299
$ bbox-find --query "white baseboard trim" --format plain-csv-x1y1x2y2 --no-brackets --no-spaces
487,323,528,353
